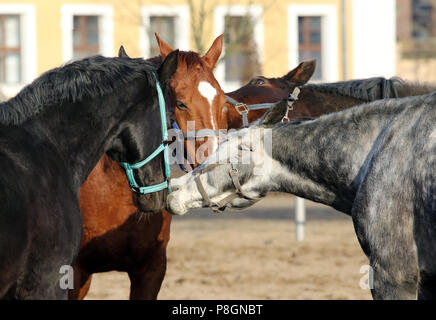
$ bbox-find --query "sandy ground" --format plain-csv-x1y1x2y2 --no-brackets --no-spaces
85,195,372,300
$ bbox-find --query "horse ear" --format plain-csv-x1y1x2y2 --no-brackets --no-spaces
202,34,223,69
259,100,288,127
283,60,316,86
155,33,174,59
157,49,179,86
118,45,129,58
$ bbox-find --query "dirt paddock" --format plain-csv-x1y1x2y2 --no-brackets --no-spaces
85,195,372,300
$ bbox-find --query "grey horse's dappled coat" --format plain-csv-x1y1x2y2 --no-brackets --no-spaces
168,92,436,299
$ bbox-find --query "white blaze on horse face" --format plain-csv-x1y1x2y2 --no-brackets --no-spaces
198,81,219,152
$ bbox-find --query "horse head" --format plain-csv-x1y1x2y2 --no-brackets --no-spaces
107,50,179,213
155,33,227,168
224,60,316,128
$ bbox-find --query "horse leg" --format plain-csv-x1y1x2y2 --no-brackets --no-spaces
369,260,418,300
128,247,167,300
352,191,418,299
414,200,436,299
68,264,93,300
418,271,436,299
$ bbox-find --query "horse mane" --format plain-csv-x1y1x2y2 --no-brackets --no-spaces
303,77,436,102
148,50,204,68
0,55,157,125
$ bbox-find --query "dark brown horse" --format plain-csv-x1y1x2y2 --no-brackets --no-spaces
69,35,226,300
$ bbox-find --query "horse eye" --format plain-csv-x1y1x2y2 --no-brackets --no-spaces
251,78,265,85
176,100,189,111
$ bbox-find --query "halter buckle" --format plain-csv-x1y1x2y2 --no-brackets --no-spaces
282,87,300,123
229,168,239,176
235,103,248,115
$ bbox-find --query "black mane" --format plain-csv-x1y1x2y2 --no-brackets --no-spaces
303,76,436,102
0,55,157,125
303,77,403,102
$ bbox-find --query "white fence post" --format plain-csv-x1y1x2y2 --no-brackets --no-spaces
295,197,306,241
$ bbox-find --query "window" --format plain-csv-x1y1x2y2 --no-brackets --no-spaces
412,0,434,39
397,0,436,59
214,5,263,91
149,16,175,57
0,15,21,83
224,15,260,83
140,6,189,59
298,16,322,80
61,5,113,62
0,4,36,96
73,15,99,60
288,5,338,82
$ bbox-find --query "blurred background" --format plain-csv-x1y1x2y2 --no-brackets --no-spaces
1,0,433,96
0,0,434,299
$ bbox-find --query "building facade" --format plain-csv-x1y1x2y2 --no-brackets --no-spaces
0,0,396,96
396,0,436,83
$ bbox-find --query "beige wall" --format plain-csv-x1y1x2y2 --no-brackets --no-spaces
0,0,351,80
396,44,436,83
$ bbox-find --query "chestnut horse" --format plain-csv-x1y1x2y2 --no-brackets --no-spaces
69,35,226,299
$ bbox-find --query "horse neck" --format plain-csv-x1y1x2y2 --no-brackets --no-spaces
295,87,365,117
22,87,133,188
396,80,436,98
269,99,405,214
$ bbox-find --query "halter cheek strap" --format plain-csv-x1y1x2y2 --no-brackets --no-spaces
119,72,171,194
226,86,301,127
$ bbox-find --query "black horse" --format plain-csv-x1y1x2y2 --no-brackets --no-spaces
0,50,178,299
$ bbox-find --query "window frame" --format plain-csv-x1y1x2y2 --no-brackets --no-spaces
298,16,323,80
61,4,113,62
140,5,190,58
72,15,100,60
288,4,338,82
0,4,36,97
0,15,22,84
214,5,264,92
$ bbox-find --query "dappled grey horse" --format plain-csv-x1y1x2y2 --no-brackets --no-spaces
167,94,436,300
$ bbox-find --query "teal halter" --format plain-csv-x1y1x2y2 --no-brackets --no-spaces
119,72,171,194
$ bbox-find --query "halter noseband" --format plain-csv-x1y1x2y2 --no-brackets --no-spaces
119,72,171,194
194,163,259,213
171,121,221,173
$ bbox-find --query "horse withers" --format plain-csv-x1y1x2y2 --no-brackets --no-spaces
168,94,436,300
0,51,178,299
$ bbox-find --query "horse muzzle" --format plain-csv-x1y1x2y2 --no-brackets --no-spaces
166,192,189,215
